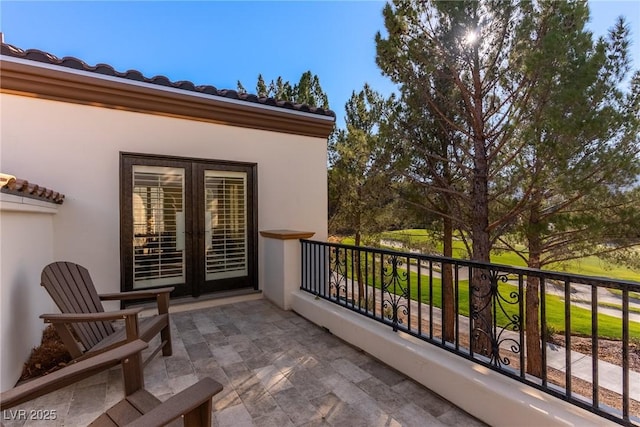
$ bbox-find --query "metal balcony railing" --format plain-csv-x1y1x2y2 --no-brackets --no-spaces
300,239,640,426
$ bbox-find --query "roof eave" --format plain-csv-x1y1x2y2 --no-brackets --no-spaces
0,56,336,139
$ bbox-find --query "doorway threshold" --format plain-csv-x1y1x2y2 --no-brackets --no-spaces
137,288,262,316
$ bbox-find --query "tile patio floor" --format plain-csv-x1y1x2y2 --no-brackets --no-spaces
3,299,486,426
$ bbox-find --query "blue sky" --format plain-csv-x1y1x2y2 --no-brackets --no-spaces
2,1,639,127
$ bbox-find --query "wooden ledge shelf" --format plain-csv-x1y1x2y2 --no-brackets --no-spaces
260,230,315,240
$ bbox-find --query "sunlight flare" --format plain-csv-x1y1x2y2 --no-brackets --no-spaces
464,29,479,45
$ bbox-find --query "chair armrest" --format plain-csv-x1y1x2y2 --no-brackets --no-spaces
125,377,223,427
99,287,174,301
40,308,143,323
0,340,148,409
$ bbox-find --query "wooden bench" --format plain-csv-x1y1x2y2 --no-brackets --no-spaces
1,340,222,426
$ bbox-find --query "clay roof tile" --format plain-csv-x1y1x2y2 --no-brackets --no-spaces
60,56,88,70
1,41,336,119
1,176,65,204
94,63,116,75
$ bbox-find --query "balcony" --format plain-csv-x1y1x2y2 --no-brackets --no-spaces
299,239,640,426
2,235,638,426
1,298,485,426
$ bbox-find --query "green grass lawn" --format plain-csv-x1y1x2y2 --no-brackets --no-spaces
336,251,640,340
376,229,640,283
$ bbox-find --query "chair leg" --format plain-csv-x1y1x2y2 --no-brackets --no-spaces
183,398,212,427
122,351,144,396
161,324,172,356
157,293,173,356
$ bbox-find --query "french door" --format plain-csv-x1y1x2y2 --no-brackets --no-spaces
120,153,257,297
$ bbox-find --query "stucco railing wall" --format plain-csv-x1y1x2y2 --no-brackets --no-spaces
270,238,617,427
0,194,59,391
260,230,315,310
291,290,615,427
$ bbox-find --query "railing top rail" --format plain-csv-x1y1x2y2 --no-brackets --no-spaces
300,239,640,290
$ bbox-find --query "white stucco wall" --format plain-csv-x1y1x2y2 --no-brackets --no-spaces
0,93,328,300
0,195,58,391
0,92,329,391
261,235,310,310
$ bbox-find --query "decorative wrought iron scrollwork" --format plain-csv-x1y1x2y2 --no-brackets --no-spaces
470,270,522,368
382,255,409,332
329,247,348,302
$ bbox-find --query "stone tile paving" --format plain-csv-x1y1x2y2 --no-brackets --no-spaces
3,299,486,426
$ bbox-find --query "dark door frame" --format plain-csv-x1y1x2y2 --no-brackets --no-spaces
120,152,258,298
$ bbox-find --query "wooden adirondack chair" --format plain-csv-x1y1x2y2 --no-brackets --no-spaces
1,340,223,427
40,261,173,365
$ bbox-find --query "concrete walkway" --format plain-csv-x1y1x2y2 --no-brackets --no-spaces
546,343,640,402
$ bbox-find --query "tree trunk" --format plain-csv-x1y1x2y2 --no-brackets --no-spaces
471,162,492,355
470,43,492,356
525,262,542,377
525,204,543,377
354,228,364,307
442,214,455,342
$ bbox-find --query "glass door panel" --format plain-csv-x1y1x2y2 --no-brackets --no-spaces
122,153,256,297
132,165,186,289
204,170,247,281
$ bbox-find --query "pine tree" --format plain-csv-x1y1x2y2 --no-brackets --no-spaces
256,74,268,98
237,72,329,108
499,8,640,376
329,84,393,302
376,0,533,355
375,0,640,371
236,80,247,95
379,67,466,342
292,71,329,109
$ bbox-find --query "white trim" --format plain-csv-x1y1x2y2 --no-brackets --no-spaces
0,192,60,214
0,56,335,122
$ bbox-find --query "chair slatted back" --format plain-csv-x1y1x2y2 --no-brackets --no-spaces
41,262,115,351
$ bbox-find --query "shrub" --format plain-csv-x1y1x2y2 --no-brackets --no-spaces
19,325,72,382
